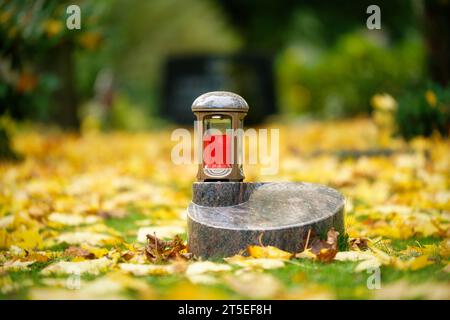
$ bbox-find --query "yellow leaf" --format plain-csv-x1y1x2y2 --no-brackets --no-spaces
374,281,450,300
80,244,109,259
48,212,101,226
224,255,285,270
54,231,119,246
11,229,43,250
295,248,317,260
224,272,283,299
118,263,176,276
409,255,432,271
41,257,113,276
247,245,292,259
0,259,35,272
186,261,231,275
334,251,376,262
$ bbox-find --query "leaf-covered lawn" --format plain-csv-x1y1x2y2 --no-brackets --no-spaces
0,118,449,299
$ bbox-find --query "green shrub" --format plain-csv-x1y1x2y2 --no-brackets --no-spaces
277,31,425,118
395,84,450,140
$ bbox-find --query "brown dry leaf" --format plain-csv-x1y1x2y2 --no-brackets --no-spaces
316,247,338,263
144,234,188,263
121,250,135,261
349,237,369,250
296,228,339,263
63,246,94,259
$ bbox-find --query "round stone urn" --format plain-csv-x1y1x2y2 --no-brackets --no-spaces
187,182,345,259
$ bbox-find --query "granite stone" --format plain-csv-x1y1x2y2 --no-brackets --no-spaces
187,182,345,259
191,91,249,112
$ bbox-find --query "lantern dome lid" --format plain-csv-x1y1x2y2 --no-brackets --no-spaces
191,91,249,112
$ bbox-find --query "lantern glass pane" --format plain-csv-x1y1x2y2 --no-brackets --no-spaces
203,115,232,169
204,115,231,133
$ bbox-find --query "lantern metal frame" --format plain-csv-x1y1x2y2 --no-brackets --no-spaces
191,91,249,182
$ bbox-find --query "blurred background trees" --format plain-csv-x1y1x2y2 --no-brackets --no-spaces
0,0,449,138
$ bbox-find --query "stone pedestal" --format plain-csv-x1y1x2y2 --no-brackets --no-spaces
187,182,345,259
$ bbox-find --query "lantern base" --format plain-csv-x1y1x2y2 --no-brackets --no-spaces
187,182,345,259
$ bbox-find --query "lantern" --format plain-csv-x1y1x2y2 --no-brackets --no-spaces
192,91,249,182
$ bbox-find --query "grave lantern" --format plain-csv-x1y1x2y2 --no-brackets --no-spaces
191,91,248,182
187,91,345,259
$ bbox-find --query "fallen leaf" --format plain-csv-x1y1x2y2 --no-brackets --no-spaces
0,215,14,228
280,285,335,300
296,228,340,262
145,234,187,263
334,250,383,272
29,276,127,300
224,272,283,299
0,259,35,272
295,249,317,260
187,274,219,285
408,255,433,271
10,229,43,250
354,258,382,272
48,212,101,226
374,280,450,300
54,232,119,246
334,251,377,262
41,257,113,275
349,237,369,250
393,255,433,271
24,251,51,262
63,246,94,259
186,261,232,275
247,245,292,260
119,263,177,276
224,255,285,270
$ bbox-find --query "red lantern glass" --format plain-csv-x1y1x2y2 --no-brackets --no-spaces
203,115,232,169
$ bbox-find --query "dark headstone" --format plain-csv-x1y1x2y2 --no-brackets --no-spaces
162,54,276,125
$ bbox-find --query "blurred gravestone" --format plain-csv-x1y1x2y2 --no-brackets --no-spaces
162,54,276,125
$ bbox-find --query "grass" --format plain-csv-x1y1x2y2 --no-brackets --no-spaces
1,207,447,300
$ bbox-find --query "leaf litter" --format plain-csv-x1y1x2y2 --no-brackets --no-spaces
0,118,449,299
